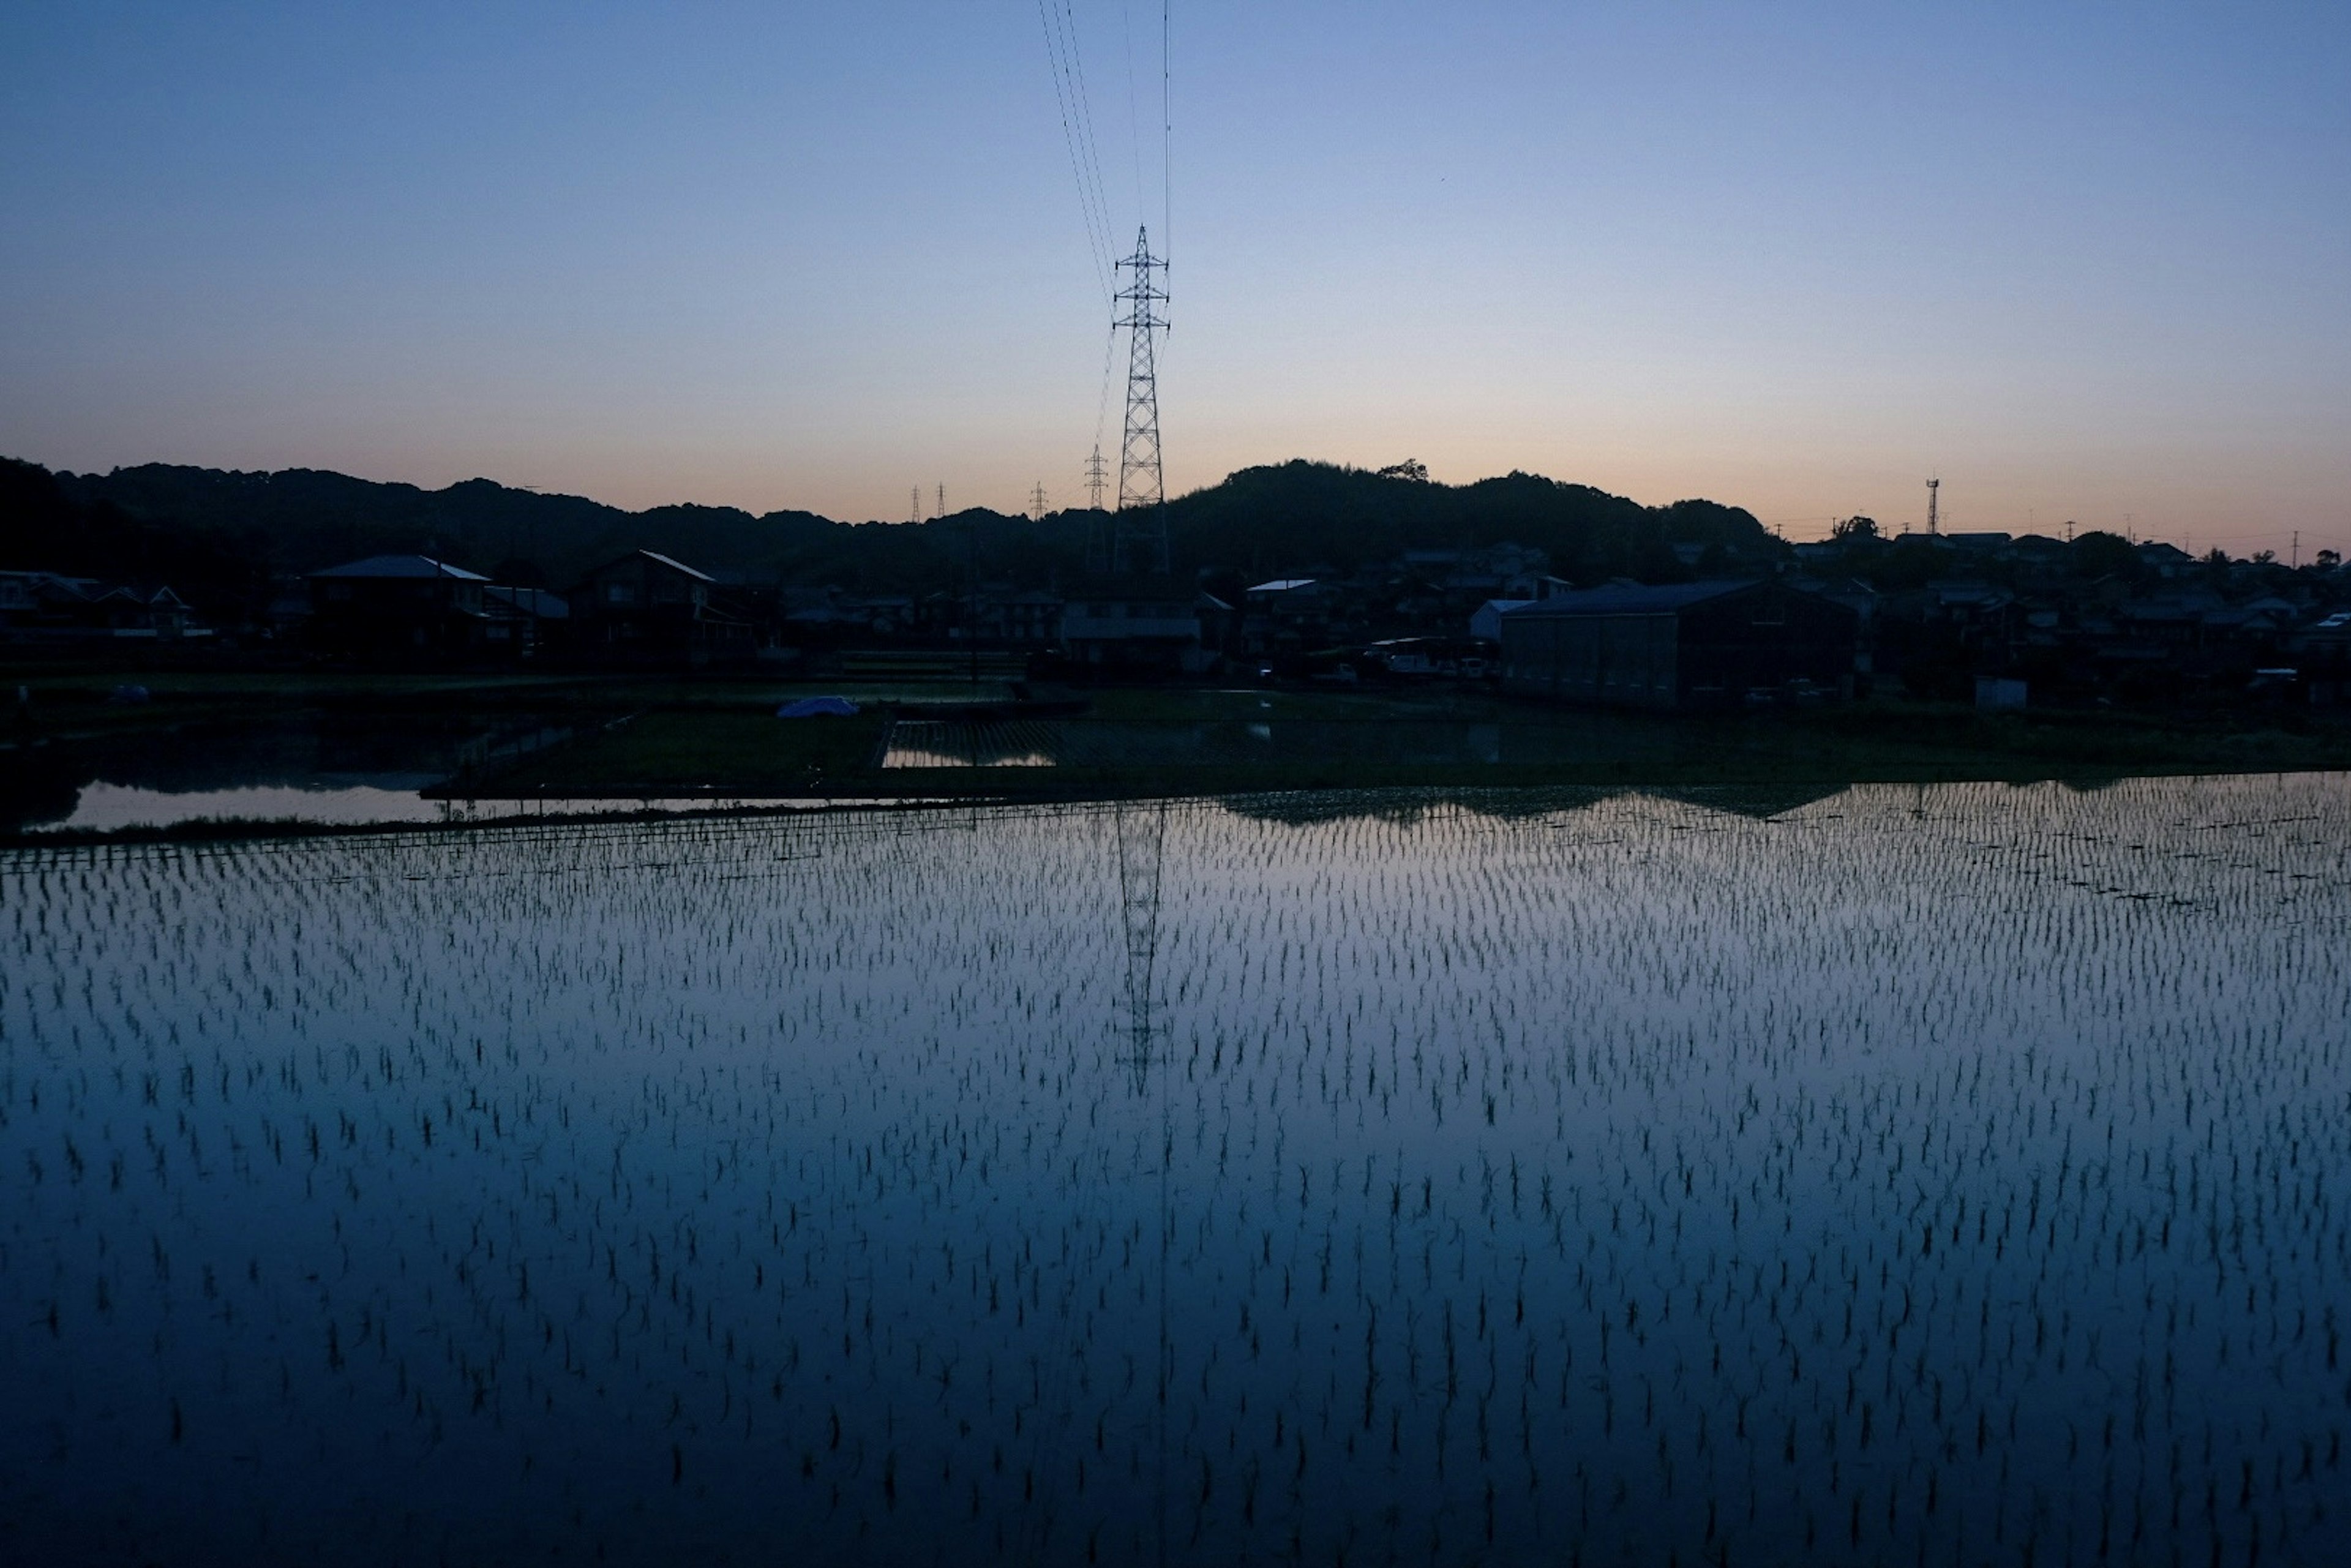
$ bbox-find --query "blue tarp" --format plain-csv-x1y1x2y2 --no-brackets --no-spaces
776,696,860,719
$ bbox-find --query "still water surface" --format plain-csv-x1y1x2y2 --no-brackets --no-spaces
4,777,2348,1564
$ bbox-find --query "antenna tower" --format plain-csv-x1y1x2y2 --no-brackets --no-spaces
1926,477,1940,537
1084,445,1110,511
1112,227,1170,576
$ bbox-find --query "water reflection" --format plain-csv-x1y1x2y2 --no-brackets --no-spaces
4,776,2347,1564
883,718,1539,769
1,713,571,833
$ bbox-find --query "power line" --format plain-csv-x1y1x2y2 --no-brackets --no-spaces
1161,0,1171,268
1036,1,1116,299
1053,1,1120,279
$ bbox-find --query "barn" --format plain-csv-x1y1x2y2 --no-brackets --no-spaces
1499,579,1860,709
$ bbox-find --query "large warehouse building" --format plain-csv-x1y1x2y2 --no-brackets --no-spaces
1499,579,1861,709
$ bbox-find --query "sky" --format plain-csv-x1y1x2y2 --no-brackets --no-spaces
2,2,2347,552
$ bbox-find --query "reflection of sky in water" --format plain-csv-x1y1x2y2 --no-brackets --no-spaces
882,719,1515,768
41,782,448,831
5,776,2349,1564
26,781,866,833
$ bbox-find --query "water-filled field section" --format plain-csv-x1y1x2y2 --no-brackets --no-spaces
4,776,2347,1564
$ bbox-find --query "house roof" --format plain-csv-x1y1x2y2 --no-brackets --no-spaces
636,550,714,582
1246,578,1319,595
1499,580,1761,618
579,549,715,583
310,554,490,582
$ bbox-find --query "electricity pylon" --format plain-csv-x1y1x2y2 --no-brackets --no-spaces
1084,445,1110,512
1112,227,1169,577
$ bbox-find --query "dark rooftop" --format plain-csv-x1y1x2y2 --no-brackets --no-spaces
1500,579,1762,618
310,555,490,582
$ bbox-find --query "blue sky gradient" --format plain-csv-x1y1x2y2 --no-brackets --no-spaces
3,2,2345,550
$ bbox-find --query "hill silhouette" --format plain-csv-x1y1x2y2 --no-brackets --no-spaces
5,456,1779,620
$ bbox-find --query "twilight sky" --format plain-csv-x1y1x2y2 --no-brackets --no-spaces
3,2,2346,550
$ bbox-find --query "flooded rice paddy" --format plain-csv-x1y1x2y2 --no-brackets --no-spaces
880,717,1532,769
5,775,2349,1564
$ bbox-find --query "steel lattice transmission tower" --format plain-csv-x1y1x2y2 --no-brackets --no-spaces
1112,227,1170,576
1084,445,1110,511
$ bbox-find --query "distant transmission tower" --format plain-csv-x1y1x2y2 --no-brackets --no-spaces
1084,445,1110,511
911,487,921,524
1112,227,1170,576
1030,482,1050,521
1926,477,1940,537
937,482,947,520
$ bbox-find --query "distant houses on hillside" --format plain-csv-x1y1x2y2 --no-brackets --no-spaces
23,520,2350,711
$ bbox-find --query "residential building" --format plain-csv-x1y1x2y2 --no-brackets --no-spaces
1499,580,1861,709
1062,580,1228,673
307,555,493,658
0,571,206,644
568,550,754,664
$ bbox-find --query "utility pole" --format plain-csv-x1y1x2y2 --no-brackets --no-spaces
1030,482,1050,522
1112,227,1170,577
1084,445,1109,512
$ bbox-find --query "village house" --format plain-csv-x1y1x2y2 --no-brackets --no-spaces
0,571,206,645
568,550,754,664
1061,580,1230,673
307,555,496,658
1500,579,1861,709
0,571,205,645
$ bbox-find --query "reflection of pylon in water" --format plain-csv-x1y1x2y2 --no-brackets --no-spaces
1114,800,1167,1081
1111,796,1174,1568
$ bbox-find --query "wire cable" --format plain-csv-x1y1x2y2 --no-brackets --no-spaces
1054,0,1122,268
1037,1,1115,301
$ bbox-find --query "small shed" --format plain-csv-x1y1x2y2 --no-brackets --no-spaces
1499,579,1859,709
